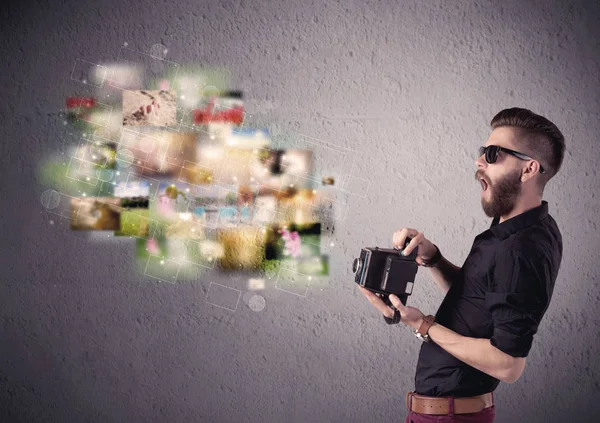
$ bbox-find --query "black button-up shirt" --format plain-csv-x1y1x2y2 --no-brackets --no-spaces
414,200,563,397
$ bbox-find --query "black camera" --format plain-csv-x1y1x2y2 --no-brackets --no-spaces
353,237,419,308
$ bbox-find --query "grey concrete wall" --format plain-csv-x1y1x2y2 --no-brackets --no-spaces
1,0,599,422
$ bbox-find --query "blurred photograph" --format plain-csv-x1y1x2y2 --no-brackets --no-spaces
114,180,150,237
151,182,206,239
216,227,266,271
70,197,122,230
249,148,314,191
192,92,244,126
119,130,197,179
122,90,177,126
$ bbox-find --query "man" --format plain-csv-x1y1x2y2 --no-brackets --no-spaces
360,107,565,423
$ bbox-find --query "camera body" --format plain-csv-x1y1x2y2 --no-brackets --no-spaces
353,237,419,306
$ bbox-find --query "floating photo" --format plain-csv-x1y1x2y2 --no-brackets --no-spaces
262,222,328,279
116,208,151,237
119,130,197,179
113,181,150,237
163,212,206,239
271,255,329,296
38,155,114,198
65,97,97,130
135,236,168,260
276,188,320,225
158,68,230,110
216,227,266,271
122,90,177,126
249,148,314,190
264,222,321,261
194,145,260,186
153,181,194,218
296,254,329,276
210,127,270,149
136,239,209,283
70,197,121,230
251,194,279,225
93,62,143,96
191,184,254,229
192,92,244,126
151,182,206,239
71,141,118,170
113,180,150,197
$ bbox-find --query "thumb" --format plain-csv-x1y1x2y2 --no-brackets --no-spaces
388,294,405,311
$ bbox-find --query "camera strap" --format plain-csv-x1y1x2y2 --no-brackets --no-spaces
383,309,401,325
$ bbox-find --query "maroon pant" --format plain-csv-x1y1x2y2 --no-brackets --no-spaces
404,393,496,423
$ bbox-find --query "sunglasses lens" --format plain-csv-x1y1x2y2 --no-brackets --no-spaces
485,146,499,164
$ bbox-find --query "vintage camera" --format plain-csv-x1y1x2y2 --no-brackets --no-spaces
353,237,419,307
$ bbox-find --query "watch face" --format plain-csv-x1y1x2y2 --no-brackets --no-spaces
414,332,429,342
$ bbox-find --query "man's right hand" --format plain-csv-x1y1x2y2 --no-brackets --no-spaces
393,227,438,267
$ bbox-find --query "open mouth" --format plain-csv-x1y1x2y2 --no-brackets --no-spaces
479,178,488,191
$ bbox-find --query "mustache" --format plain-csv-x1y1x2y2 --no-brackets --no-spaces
475,172,489,184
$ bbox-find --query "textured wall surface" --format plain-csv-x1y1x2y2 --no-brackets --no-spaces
1,0,600,422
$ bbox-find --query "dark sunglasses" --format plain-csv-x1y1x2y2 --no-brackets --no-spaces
478,145,545,174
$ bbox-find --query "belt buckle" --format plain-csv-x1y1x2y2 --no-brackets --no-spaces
405,391,414,411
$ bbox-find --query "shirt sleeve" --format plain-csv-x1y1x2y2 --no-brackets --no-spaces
485,249,552,358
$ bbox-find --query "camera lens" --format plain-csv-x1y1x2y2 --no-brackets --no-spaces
352,258,362,274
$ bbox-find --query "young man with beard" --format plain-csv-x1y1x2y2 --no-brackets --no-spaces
360,107,565,423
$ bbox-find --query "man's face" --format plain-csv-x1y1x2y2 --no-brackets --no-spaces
475,127,524,219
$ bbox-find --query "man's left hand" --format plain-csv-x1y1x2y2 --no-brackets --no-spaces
358,286,425,330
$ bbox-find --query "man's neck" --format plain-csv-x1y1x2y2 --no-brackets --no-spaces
499,196,543,224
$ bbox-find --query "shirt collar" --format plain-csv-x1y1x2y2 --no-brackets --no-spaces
489,200,549,240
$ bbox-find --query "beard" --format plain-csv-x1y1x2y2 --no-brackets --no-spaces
481,168,522,219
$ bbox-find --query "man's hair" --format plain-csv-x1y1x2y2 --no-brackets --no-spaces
490,107,566,194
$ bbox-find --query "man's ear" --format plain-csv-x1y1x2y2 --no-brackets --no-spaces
521,161,538,182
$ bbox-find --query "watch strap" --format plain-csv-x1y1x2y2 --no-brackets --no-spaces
417,315,436,337
421,244,442,267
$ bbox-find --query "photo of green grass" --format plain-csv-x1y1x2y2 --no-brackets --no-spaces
115,209,150,237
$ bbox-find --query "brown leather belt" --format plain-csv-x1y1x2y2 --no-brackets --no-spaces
406,391,494,415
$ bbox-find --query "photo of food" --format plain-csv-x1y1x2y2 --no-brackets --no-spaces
122,90,177,126
70,197,122,230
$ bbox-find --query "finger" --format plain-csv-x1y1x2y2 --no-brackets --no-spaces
358,286,371,296
403,231,424,255
388,294,406,312
362,290,394,316
393,228,409,249
358,286,378,300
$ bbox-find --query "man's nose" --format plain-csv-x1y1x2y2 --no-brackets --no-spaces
475,154,486,169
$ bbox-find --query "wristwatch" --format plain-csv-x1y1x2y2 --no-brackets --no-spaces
420,244,442,268
414,315,436,342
